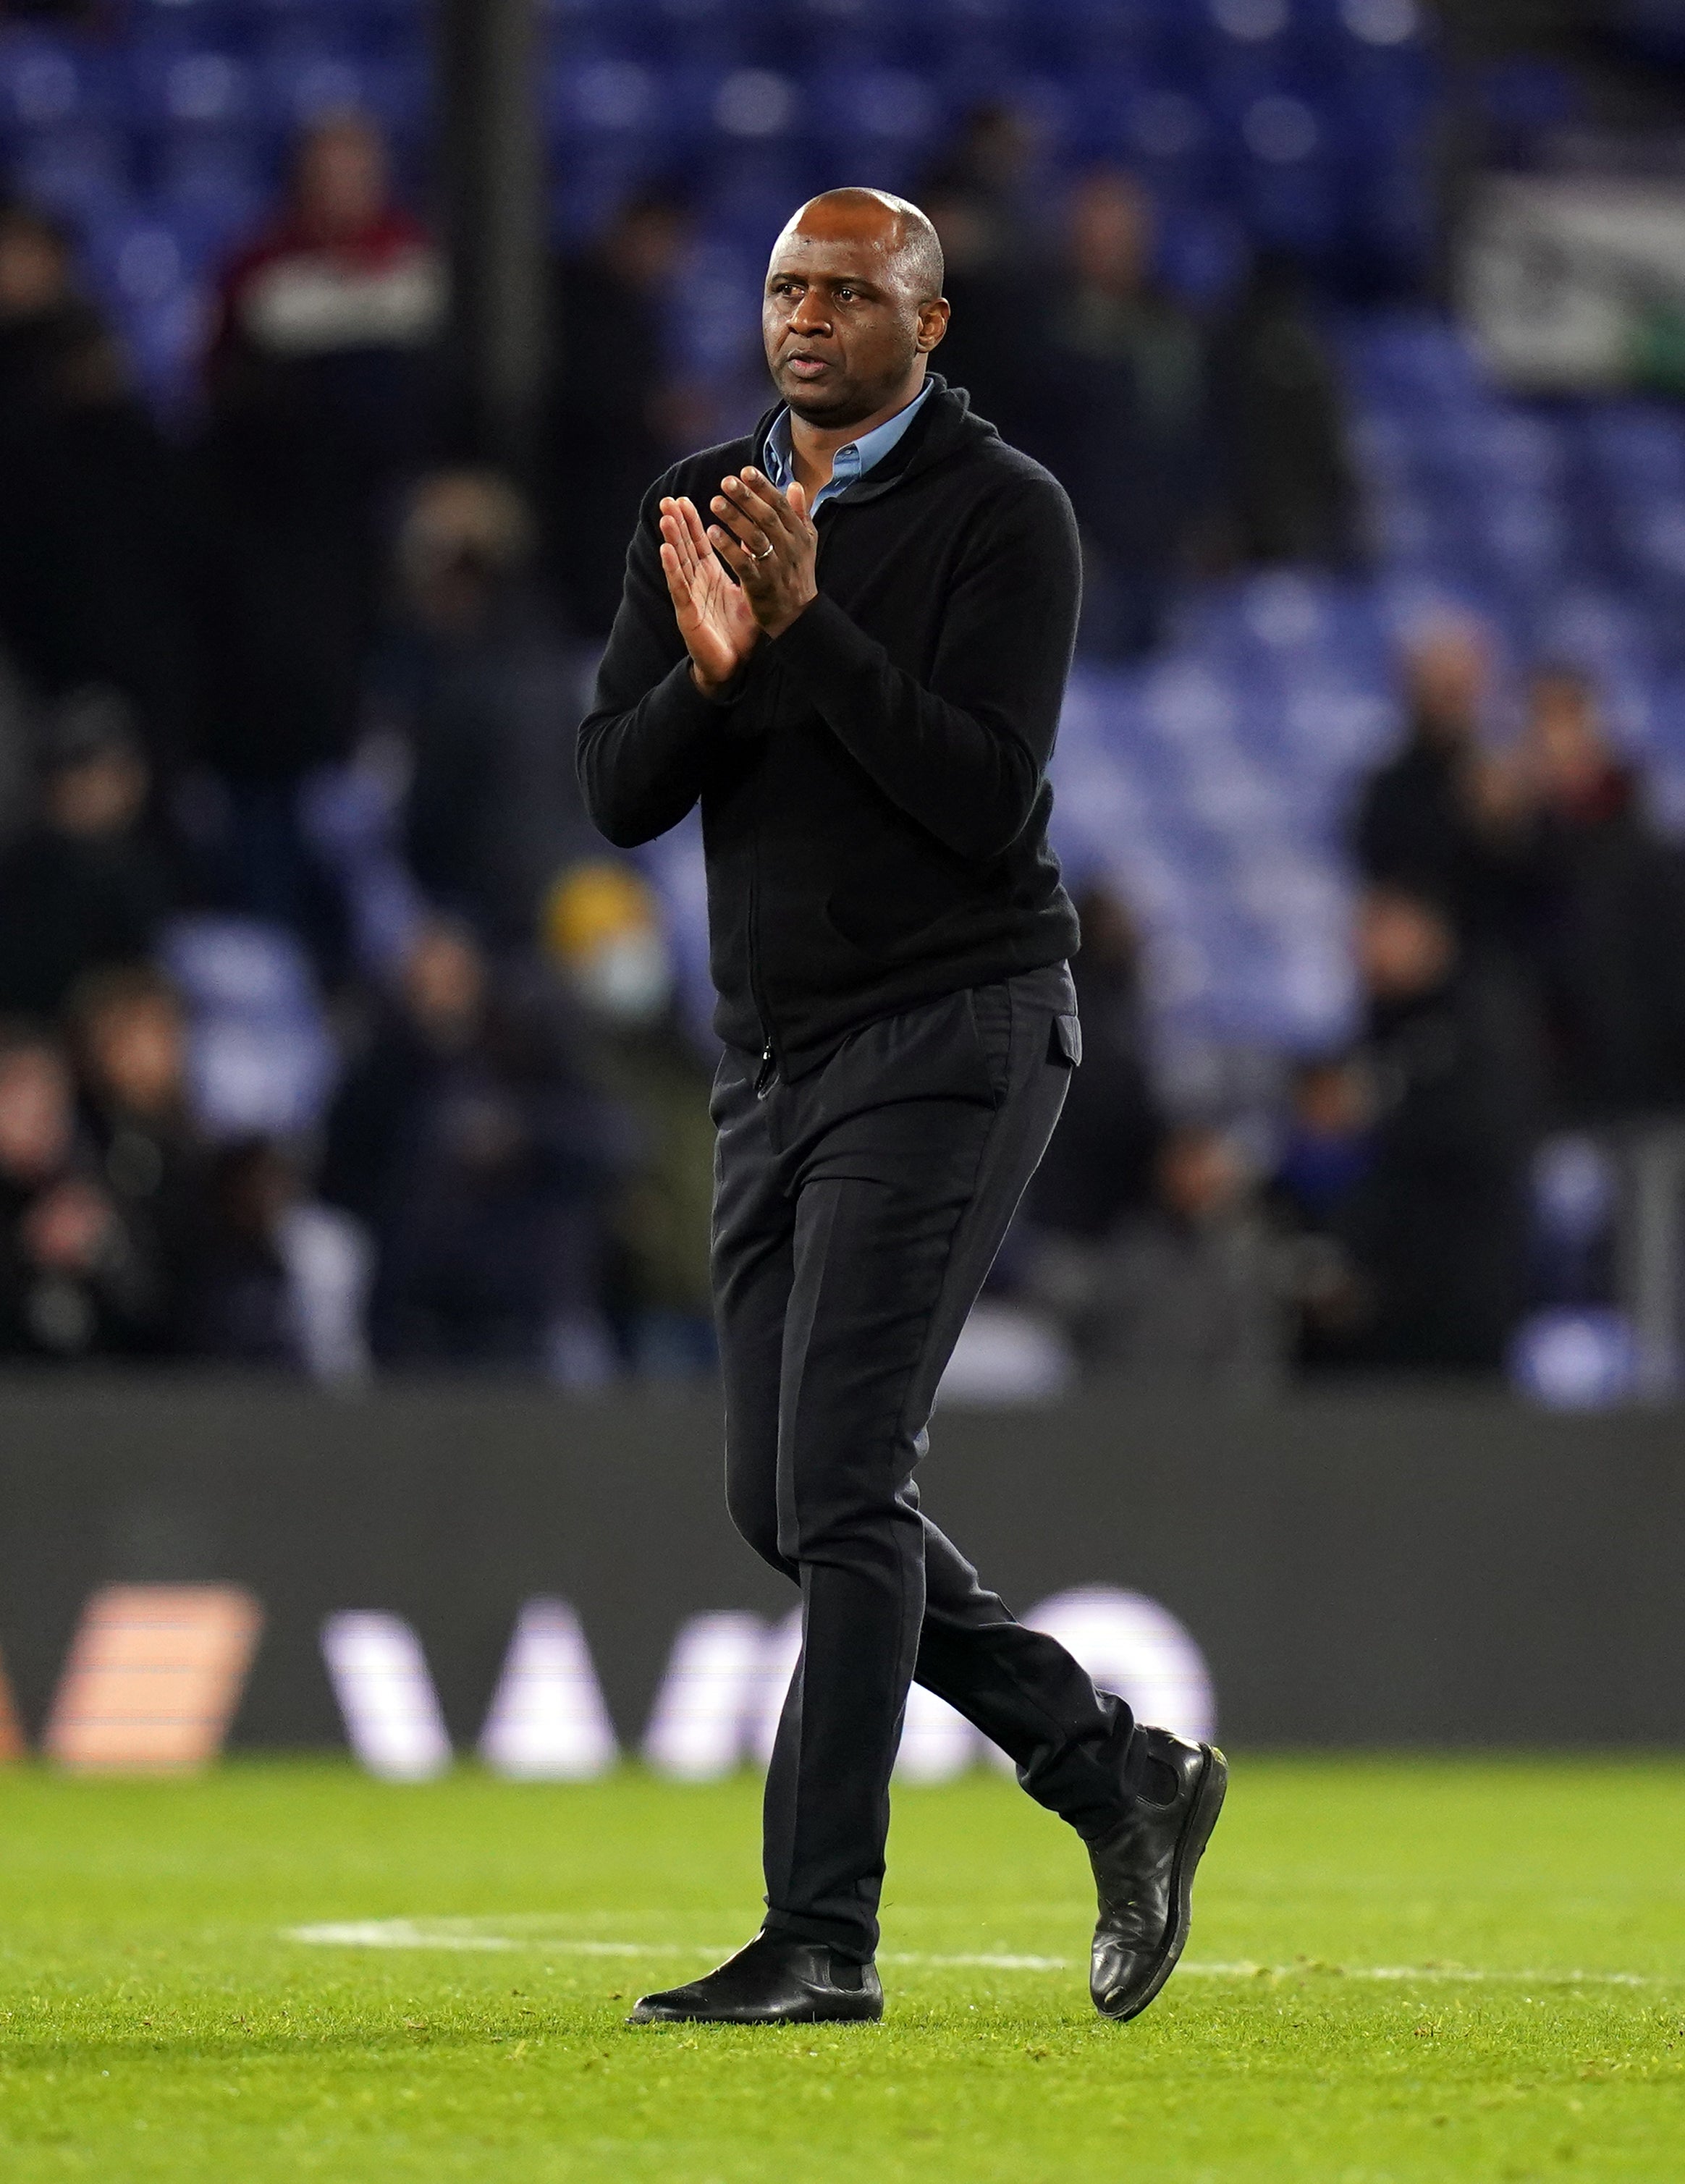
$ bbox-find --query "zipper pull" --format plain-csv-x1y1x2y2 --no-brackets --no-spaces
754,1042,777,1100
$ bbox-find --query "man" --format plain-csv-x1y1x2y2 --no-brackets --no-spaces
578,188,1225,2028
1352,614,1524,950
202,114,445,935
1036,169,1209,659
1340,883,1540,1369
540,187,698,638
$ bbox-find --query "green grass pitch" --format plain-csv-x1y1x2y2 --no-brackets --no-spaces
0,1756,1681,2181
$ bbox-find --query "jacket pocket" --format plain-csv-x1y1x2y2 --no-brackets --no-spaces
1050,1012,1083,1067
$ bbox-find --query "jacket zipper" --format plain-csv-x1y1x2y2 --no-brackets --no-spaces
745,816,781,1099
747,506,842,1101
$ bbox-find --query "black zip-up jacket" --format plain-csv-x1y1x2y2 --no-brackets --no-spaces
576,377,1083,1076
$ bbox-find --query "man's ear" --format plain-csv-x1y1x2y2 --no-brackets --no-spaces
916,297,950,353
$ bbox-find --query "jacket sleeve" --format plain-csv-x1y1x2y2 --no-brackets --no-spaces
575,475,732,848
769,473,1081,860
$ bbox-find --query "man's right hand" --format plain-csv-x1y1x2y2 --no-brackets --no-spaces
658,494,761,696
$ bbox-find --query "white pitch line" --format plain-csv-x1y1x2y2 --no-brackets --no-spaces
284,1924,1065,1968
1178,1963,1675,1988
282,1924,1679,1984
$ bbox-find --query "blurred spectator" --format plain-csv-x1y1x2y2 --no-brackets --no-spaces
67,964,205,1352
0,1023,166,1359
1511,665,1685,1119
0,690,174,1018
1267,1054,1378,1369
183,1136,371,1382
1035,169,1209,659
200,116,446,926
1036,1124,1284,1386
377,470,598,944
919,104,1045,442
1334,884,1541,1370
921,183,1039,447
544,862,714,1375
0,200,98,417
1027,882,1164,1242
321,918,624,1381
0,643,32,851
1352,616,1525,949
919,101,1042,268
540,188,696,637
0,200,201,776
1207,252,1361,569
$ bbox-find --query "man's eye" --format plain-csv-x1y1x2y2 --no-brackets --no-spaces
836,287,858,302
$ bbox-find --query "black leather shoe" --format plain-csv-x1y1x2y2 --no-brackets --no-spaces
1089,1726,1228,2023
628,1932,884,2026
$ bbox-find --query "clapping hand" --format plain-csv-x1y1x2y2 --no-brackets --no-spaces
706,468,819,640
658,493,761,696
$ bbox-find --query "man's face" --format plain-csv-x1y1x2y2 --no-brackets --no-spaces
88,999,183,1119
0,1047,73,1183
0,218,70,321
1356,892,1456,1002
296,119,389,242
1068,173,1151,296
1406,627,1487,742
46,748,147,839
761,208,947,429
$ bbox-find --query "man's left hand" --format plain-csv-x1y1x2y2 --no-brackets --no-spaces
707,469,817,639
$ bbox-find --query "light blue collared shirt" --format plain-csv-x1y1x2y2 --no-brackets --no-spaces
761,380,933,511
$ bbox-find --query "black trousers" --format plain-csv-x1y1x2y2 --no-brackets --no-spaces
711,964,1135,1961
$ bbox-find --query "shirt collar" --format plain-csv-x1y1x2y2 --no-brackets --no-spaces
761,380,933,508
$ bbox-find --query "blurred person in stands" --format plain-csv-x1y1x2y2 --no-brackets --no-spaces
1026,881,1163,1244
0,644,35,852
544,861,715,1376
200,114,446,931
1039,1122,1283,1387
540,187,698,638
1207,250,1360,570
182,1135,370,1381
378,470,599,944
1035,169,1209,659
919,182,1038,452
0,688,174,1019
1353,614,1532,951
918,101,1042,266
1266,1053,1378,1370
1511,664,1685,1119
320,917,625,1382
0,200,201,778
1335,883,1541,1369
0,1021,168,1358
918,105,1044,444
66,964,205,1353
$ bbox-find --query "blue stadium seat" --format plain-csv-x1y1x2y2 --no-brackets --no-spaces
127,41,259,132
151,130,271,252
9,126,134,224
545,54,672,152
159,915,338,1140
811,65,939,186
0,26,112,131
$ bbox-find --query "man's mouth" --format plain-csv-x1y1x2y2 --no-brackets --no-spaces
782,351,831,381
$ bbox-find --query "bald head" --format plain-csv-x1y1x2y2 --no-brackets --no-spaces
762,188,950,430
774,188,945,304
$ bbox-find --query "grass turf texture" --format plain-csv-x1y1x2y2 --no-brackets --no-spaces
0,1759,1680,2181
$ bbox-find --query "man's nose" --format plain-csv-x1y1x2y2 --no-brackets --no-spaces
788,294,832,335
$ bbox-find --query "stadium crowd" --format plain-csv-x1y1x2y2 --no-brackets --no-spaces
1,98,1684,1387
